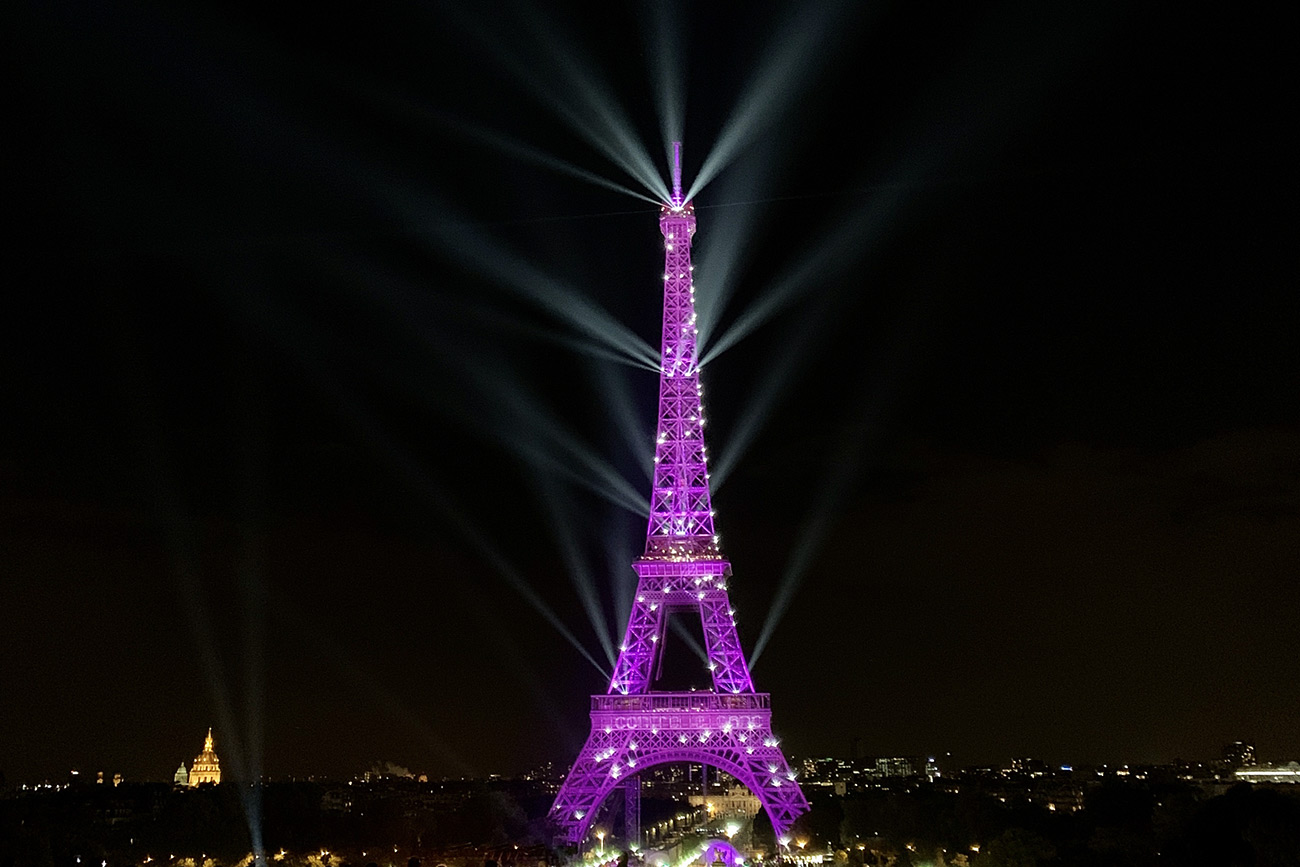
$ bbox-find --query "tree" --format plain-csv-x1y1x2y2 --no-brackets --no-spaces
977,829,1055,867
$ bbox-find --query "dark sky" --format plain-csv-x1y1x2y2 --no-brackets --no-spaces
5,1,1296,785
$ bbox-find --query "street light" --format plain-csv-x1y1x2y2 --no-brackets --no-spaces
596,829,606,856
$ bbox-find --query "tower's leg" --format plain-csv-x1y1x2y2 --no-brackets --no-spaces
700,592,755,694
624,775,640,850
609,592,664,695
549,727,635,846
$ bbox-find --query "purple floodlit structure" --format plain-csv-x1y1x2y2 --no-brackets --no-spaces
549,144,809,847
701,840,744,867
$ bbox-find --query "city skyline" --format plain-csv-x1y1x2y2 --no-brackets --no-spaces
6,729,1296,789
5,0,1297,789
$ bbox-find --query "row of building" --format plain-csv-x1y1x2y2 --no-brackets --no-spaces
789,741,1298,801
25,734,1296,794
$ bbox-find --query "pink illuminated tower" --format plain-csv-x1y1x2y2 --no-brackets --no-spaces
549,144,809,847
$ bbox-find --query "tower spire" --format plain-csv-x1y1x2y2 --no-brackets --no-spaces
671,141,683,208
642,143,717,561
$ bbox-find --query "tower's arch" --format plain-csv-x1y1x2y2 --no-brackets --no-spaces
552,734,803,846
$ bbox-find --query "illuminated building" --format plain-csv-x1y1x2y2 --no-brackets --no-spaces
1236,762,1300,784
876,757,917,779
548,144,808,846
1009,758,1049,777
1222,741,1257,768
173,763,189,786
799,755,941,790
188,728,221,786
689,785,763,819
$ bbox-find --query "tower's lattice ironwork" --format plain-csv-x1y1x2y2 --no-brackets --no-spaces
549,144,809,847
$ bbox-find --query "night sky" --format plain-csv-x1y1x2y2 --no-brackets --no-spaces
5,1,1296,785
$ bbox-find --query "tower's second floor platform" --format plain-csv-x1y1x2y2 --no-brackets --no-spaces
590,692,774,735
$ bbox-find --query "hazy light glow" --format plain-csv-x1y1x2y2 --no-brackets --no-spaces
209,64,662,374
706,2,1101,520
458,356,650,517
123,358,266,836
433,109,664,206
603,514,640,639
668,616,710,663
361,164,659,372
356,403,612,679
703,0,1107,365
414,206,660,371
750,296,925,668
684,1,861,202
276,580,476,774
692,143,781,348
703,839,743,867
233,426,267,858
710,293,825,491
318,248,652,517
534,476,618,666
460,298,660,375
355,81,662,206
701,183,904,367
229,269,613,677
488,385,647,515
592,362,654,483
450,5,670,201
748,497,837,670
639,0,686,174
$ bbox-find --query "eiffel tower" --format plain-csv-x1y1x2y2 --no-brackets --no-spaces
549,144,809,847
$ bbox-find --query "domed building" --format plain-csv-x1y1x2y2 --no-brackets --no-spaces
188,728,221,786
173,762,189,786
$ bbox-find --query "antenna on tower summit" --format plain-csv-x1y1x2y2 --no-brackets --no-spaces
671,141,683,207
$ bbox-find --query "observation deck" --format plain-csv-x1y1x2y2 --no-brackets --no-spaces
593,692,770,712
591,692,773,735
